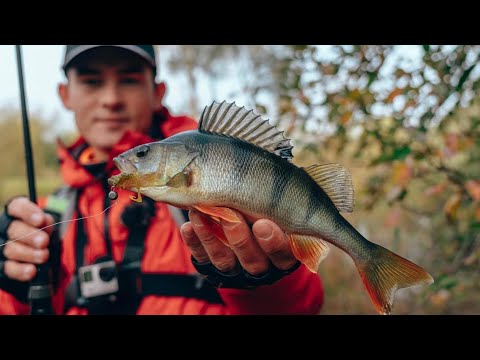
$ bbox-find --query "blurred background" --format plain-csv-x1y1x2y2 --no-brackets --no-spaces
1,45,479,314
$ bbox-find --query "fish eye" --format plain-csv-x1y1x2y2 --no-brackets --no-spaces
136,145,150,158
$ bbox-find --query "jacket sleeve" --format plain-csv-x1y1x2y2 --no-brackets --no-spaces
217,265,324,315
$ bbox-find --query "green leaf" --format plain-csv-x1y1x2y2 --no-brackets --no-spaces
456,64,477,91
469,222,480,232
372,146,411,164
367,71,377,87
422,45,430,53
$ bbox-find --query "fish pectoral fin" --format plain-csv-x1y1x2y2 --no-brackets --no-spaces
193,205,241,223
166,171,190,188
303,164,354,213
287,234,330,273
200,215,229,246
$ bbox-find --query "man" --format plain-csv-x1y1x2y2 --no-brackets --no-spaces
0,45,324,314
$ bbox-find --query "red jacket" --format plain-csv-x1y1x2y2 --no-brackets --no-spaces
0,108,324,315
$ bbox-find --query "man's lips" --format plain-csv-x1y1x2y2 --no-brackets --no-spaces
97,117,129,124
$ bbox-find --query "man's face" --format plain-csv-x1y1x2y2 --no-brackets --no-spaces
58,47,165,154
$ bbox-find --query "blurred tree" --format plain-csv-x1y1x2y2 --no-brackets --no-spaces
0,107,64,205
164,45,480,313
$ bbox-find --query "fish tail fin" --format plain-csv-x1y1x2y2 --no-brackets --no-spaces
356,244,434,315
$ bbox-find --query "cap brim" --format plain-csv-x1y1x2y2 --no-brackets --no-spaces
62,45,156,70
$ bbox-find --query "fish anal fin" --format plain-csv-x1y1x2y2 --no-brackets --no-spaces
288,234,330,273
193,205,241,223
303,164,354,213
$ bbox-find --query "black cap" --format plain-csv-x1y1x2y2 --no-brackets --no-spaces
62,45,156,73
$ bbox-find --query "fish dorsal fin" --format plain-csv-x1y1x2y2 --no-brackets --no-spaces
199,101,293,161
303,164,355,213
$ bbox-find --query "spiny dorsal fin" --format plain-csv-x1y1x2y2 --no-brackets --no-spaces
304,164,355,213
199,101,293,161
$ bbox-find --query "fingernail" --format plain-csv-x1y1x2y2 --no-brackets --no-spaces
180,224,194,239
35,250,46,262
24,266,33,278
254,222,273,240
31,213,42,225
34,235,45,248
190,212,203,226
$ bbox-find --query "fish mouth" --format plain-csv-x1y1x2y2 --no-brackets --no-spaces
113,156,137,174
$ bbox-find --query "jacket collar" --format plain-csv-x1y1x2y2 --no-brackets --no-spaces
57,129,155,188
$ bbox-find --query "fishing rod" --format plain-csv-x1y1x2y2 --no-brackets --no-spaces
15,45,54,315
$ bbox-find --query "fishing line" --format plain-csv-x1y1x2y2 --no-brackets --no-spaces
0,189,120,248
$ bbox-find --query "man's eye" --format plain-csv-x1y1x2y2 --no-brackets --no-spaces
121,78,140,84
82,78,102,86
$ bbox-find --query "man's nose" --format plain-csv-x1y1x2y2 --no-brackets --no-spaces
100,83,124,111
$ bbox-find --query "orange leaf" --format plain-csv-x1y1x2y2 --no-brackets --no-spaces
403,98,416,110
340,111,352,125
384,208,401,227
465,180,480,201
430,289,450,308
391,162,412,187
424,183,447,197
444,133,459,157
386,88,402,103
444,193,462,219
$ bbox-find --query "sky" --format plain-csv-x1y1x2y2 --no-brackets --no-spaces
0,45,73,132
0,45,249,137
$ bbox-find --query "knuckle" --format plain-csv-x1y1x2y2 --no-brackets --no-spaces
6,220,22,239
2,243,14,259
7,197,29,215
265,242,292,260
35,249,49,264
19,266,35,281
244,263,268,276
199,233,218,246
229,235,251,251
34,233,49,248
214,259,236,273
188,241,205,254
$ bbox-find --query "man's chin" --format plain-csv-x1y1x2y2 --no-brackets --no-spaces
89,133,125,149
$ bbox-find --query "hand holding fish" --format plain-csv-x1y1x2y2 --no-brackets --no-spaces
181,209,298,278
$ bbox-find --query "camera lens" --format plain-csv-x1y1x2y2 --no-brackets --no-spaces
99,266,116,282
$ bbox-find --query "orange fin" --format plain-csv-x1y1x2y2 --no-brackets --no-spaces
356,245,434,315
288,234,330,273
166,172,190,188
200,215,229,246
193,205,241,223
